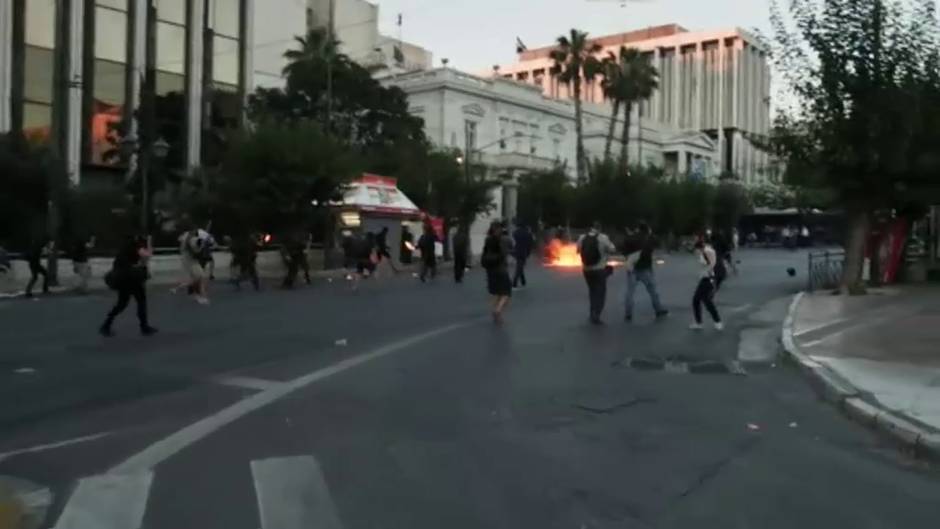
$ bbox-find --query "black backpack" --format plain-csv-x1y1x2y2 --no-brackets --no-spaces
581,234,601,267
480,236,503,269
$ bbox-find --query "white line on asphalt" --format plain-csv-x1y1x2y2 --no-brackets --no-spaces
51,471,153,529
727,304,753,314
211,375,285,391
110,320,475,474
792,317,851,337
252,456,343,529
0,432,115,463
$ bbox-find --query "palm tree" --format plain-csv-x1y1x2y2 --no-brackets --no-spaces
550,29,602,182
600,49,626,162
614,47,659,172
282,28,341,78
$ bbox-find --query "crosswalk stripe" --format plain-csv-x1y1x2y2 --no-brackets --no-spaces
51,472,152,529
251,456,343,529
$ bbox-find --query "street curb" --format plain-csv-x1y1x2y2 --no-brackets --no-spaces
781,292,940,461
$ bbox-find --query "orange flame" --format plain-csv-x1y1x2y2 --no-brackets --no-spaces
545,240,582,267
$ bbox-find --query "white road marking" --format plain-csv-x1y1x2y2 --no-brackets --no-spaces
792,317,851,337
51,472,153,529
0,432,115,463
727,304,753,315
111,320,474,474
211,375,285,391
252,456,343,529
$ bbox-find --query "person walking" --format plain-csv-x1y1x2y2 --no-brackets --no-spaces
690,239,723,331
511,223,534,288
624,223,668,322
231,233,261,291
71,235,95,294
24,238,52,298
174,227,211,304
452,225,469,284
417,224,437,282
100,235,157,337
577,222,617,325
400,226,415,265
281,232,311,289
481,221,512,323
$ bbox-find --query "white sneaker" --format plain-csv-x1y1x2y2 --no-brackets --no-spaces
714,322,724,331
689,323,704,330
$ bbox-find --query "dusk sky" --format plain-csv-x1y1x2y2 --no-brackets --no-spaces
374,0,774,72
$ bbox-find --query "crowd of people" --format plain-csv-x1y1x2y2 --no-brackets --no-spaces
4,217,739,335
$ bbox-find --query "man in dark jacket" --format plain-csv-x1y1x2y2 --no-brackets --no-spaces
511,223,534,288
624,223,669,322
452,225,469,283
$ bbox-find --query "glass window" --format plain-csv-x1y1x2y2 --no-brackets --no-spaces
157,22,186,75
157,0,186,24
94,60,126,106
24,103,53,142
24,46,55,104
97,0,127,10
156,71,185,95
90,60,127,166
213,36,239,85
95,7,128,63
25,0,56,48
212,0,240,38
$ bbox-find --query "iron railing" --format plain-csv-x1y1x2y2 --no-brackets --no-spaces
808,249,845,291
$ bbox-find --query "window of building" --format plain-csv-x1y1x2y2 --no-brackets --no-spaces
19,0,56,142
24,0,56,48
213,35,240,85
157,22,186,77
210,0,241,38
158,0,186,25
465,120,477,151
94,6,128,63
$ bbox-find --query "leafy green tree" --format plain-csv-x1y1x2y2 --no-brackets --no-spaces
550,29,603,182
766,0,940,293
517,167,575,228
0,135,53,250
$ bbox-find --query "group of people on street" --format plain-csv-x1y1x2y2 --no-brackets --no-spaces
575,221,729,330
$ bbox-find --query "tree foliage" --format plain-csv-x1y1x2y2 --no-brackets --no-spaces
765,0,940,291
551,29,603,183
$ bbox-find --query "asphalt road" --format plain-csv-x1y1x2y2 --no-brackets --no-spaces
1,249,938,529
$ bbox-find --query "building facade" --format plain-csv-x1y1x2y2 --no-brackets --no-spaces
497,24,772,185
0,0,258,186
383,67,716,250
306,0,431,78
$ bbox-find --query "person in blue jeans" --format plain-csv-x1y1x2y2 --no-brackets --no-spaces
625,223,669,322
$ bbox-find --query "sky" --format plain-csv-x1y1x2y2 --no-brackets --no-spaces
373,0,775,72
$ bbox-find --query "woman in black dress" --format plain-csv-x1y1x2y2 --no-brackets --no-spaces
482,222,512,323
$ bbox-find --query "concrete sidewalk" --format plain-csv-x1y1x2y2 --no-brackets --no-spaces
783,286,940,457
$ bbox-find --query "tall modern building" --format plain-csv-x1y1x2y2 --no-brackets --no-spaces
0,0,259,186
497,24,772,185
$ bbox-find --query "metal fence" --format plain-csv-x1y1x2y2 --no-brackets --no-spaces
808,250,845,291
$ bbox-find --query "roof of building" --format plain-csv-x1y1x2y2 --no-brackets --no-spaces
519,24,688,60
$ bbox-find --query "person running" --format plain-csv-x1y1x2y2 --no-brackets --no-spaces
71,235,95,294
417,224,437,282
690,238,723,331
100,235,157,337
711,231,731,290
281,232,311,289
174,227,210,304
511,223,534,288
452,225,469,284
375,227,399,275
481,221,512,323
624,223,668,322
577,222,617,325
24,238,52,298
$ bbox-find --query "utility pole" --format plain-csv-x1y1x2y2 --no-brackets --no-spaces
326,0,335,132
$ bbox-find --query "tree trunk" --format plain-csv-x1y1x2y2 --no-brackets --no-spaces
841,208,870,295
573,81,586,182
603,99,620,162
619,101,633,173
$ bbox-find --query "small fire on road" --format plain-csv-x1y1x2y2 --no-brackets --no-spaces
544,239,623,268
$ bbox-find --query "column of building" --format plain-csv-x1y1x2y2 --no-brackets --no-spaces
0,0,12,132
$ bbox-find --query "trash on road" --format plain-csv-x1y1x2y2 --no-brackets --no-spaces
13,368,36,375
334,338,348,347
789,422,798,428
747,423,761,431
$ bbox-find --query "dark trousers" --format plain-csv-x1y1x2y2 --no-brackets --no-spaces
692,278,721,324
25,263,49,295
512,256,528,287
283,253,310,288
234,259,260,290
454,253,467,283
103,282,149,330
420,258,437,282
583,268,608,320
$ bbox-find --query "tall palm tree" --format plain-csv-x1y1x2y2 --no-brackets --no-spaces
282,28,341,78
600,49,626,162
615,47,659,172
550,29,602,182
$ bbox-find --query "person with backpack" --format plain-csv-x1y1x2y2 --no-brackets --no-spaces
690,238,724,331
481,221,512,323
577,222,617,325
100,235,157,337
624,223,669,322
417,223,438,282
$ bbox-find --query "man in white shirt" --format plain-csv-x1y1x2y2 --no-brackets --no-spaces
577,222,618,325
